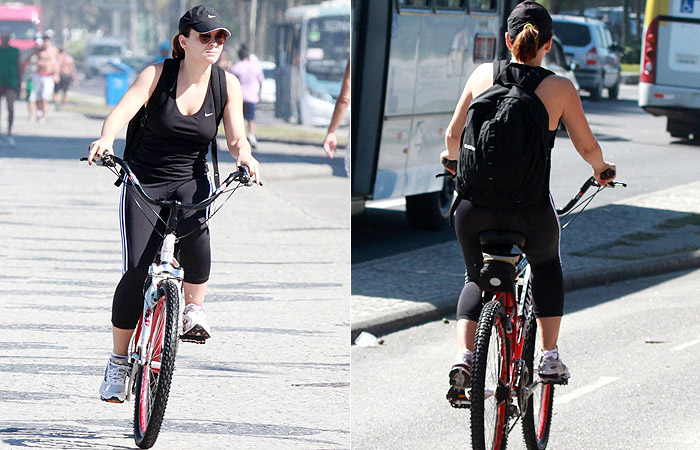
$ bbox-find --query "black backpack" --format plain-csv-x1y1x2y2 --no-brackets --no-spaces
455,61,554,209
118,58,228,187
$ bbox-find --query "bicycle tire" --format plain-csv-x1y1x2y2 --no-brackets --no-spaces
471,299,510,450
133,279,180,449
521,314,555,450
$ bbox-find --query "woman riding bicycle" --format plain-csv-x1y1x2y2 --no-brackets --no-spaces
87,5,260,403
441,1,616,398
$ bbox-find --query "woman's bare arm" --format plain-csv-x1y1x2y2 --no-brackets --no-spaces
558,78,615,184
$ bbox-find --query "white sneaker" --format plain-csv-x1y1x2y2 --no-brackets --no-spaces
7,136,15,147
247,133,257,149
537,348,570,383
99,356,130,403
182,303,211,343
449,350,473,389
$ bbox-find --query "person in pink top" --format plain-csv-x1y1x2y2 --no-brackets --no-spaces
230,43,264,148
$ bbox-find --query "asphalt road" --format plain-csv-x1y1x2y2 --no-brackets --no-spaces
352,84,700,264
351,269,700,450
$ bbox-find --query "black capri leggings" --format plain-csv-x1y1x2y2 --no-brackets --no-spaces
112,177,212,329
454,195,564,322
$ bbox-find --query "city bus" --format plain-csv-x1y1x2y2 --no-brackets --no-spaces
352,0,511,229
0,3,41,51
639,0,700,140
274,0,351,126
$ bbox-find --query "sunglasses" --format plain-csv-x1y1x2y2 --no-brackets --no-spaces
198,31,228,45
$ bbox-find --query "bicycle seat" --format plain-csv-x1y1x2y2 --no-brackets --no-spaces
479,231,526,255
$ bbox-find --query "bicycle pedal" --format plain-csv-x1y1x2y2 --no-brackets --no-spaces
446,387,471,409
541,376,569,386
179,334,207,344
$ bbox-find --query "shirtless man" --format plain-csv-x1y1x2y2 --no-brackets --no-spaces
54,48,77,110
29,34,59,122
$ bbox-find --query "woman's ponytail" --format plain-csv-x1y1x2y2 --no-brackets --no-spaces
511,24,540,62
171,30,189,59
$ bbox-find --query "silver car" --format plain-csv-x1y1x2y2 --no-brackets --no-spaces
543,35,580,92
551,15,621,100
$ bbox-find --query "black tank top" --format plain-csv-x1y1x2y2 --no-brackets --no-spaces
131,72,218,183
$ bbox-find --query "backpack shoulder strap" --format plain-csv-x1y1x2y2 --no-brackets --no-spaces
209,64,228,188
519,66,555,92
493,60,510,85
146,58,179,115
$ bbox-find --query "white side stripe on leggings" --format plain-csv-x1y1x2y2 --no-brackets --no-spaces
119,178,128,274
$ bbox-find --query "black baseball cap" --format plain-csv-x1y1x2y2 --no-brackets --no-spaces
179,5,231,36
507,1,552,41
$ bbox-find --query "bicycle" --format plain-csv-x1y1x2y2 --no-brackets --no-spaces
443,167,624,450
82,154,254,449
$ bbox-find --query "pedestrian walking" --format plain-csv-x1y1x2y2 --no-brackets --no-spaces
0,29,20,147
230,43,264,148
53,48,77,110
441,1,616,403
86,5,260,404
28,33,59,123
322,59,350,176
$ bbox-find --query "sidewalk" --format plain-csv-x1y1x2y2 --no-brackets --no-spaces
351,181,700,340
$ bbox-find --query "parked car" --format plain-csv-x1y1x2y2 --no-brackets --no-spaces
84,37,126,78
552,15,621,100
259,60,276,104
543,35,579,91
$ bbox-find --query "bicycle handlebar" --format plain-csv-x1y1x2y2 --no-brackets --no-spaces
556,169,621,216
81,154,253,210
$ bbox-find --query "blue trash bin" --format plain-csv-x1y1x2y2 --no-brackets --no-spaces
105,61,132,106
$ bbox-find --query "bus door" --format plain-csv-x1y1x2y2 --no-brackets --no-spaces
275,23,300,122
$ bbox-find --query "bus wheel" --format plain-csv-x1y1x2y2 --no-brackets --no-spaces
405,176,454,230
668,119,692,139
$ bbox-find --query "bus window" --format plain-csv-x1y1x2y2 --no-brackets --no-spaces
474,34,496,61
435,0,466,10
469,0,496,13
398,0,431,10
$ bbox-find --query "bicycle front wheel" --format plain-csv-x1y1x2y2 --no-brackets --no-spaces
133,280,180,449
521,314,555,450
471,299,510,450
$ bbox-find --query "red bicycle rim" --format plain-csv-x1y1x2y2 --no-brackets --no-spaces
537,384,552,438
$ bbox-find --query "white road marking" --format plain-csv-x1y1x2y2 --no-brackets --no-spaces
553,376,618,405
365,198,406,209
672,338,700,352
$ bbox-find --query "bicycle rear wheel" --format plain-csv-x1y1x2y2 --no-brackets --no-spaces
133,280,180,449
521,314,555,450
471,299,510,450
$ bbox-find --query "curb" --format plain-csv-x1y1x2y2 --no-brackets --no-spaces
350,249,700,342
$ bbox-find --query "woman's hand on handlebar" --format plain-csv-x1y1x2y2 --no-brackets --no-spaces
237,152,261,185
593,162,616,187
440,150,457,175
87,138,114,165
